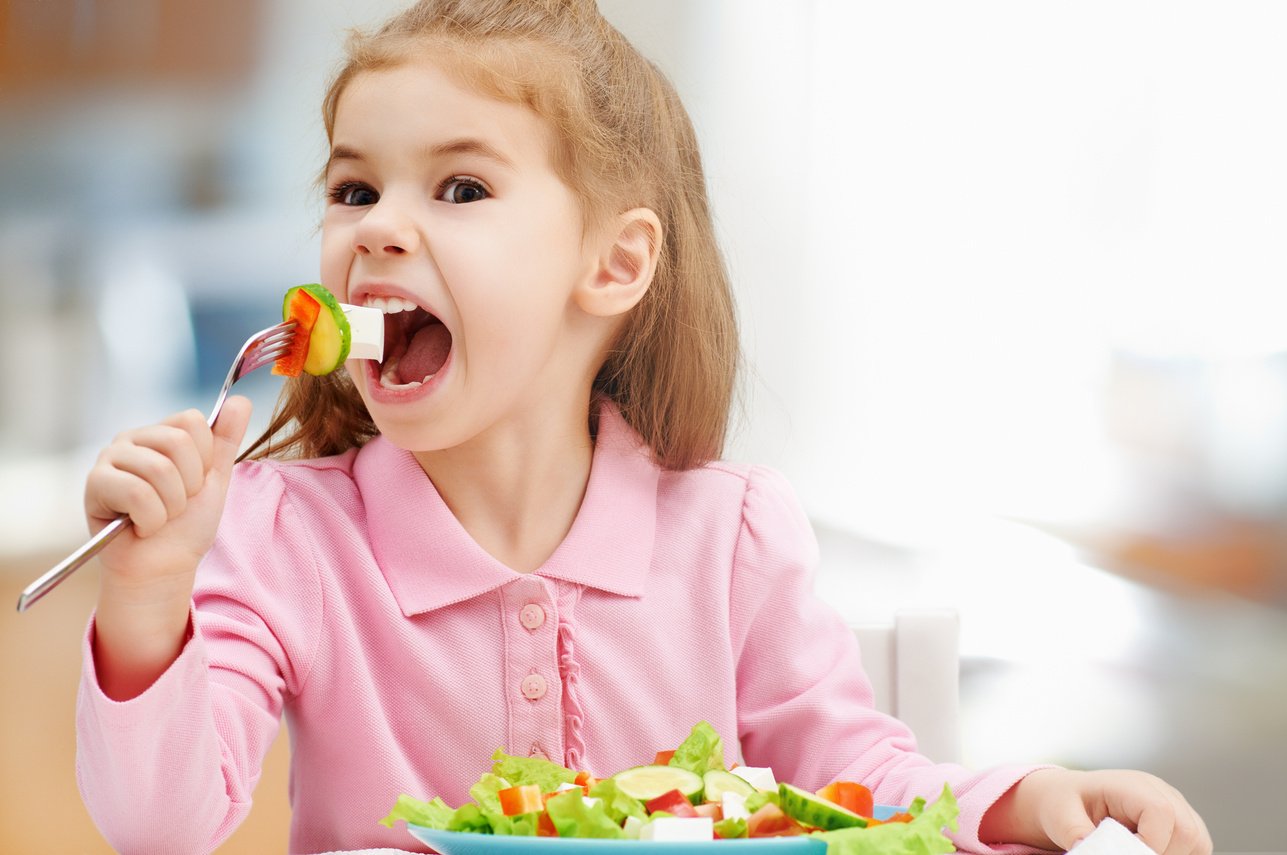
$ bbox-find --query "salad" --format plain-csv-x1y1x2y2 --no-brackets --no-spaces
382,722,958,855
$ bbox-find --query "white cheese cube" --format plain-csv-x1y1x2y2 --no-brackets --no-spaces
340,303,385,361
729,766,776,791
622,816,644,839
1069,818,1155,855
721,790,751,820
552,783,599,808
639,817,714,841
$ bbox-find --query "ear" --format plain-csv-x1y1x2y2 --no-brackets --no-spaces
576,207,662,318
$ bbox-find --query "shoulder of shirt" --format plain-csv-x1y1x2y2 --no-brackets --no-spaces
229,447,361,489
660,459,798,504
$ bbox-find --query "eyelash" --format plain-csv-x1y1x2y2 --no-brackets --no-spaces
440,175,489,203
326,176,490,205
327,181,374,206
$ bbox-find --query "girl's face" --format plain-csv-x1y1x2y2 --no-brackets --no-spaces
321,57,602,454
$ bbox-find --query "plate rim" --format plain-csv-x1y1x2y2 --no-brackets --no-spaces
408,826,827,849
407,805,904,848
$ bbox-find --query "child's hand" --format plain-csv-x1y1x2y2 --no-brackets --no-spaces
981,767,1212,855
86,396,253,700
85,397,253,583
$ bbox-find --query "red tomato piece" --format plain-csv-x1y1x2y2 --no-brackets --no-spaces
645,789,698,817
863,810,914,828
746,803,806,837
498,784,544,816
654,749,676,765
537,811,558,837
816,783,841,804
816,781,874,817
693,802,724,820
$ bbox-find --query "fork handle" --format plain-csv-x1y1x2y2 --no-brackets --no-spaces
15,515,130,612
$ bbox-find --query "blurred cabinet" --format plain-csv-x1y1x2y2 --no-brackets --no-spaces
1,0,262,91
0,551,291,853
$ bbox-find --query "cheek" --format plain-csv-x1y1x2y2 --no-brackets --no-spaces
345,360,373,402
319,231,353,299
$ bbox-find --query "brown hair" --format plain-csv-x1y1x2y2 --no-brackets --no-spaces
243,0,739,470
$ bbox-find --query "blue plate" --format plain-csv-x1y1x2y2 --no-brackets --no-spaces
408,806,903,854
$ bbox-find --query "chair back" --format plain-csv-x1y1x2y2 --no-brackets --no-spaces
852,608,961,764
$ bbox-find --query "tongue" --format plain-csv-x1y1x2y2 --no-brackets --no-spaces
396,322,451,384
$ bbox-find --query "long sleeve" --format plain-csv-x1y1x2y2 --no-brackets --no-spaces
73,409,1062,854
729,465,1055,855
76,461,324,854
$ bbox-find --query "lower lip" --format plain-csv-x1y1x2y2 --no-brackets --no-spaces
362,352,452,404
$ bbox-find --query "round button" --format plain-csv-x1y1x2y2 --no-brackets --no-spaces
519,603,546,630
520,673,547,700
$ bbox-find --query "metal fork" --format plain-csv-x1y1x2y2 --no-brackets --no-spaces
15,321,298,612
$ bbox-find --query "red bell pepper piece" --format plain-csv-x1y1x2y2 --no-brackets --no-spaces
272,288,321,377
498,784,544,816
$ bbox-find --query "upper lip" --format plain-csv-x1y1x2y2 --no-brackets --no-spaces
349,283,440,320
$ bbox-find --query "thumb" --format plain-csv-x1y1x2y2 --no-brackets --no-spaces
210,395,254,477
1045,802,1098,851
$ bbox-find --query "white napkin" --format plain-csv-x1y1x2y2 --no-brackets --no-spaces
1068,818,1156,855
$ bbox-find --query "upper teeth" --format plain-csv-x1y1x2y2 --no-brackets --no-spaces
364,295,418,314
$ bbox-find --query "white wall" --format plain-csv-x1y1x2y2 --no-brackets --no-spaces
614,2,1287,552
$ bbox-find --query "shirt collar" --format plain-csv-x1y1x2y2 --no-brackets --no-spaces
355,403,658,617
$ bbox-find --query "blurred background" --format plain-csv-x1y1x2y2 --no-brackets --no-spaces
1,0,1284,852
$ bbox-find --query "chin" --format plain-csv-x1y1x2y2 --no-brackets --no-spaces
359,403,458,456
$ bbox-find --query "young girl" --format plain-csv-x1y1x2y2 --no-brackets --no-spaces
76,1,1211,853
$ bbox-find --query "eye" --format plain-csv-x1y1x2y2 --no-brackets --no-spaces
438,176,489,204
329,181,378,206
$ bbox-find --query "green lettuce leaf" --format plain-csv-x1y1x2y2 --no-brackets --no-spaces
490,748,577,792
446,804,495,834
468,773,511,815
379,794,456,829
443,803,540,836
714,817,749,839
744,789,780,813
587,777,648,824
495,812,541,836
813,784,958,855
667,720,725,775
544,789,627,839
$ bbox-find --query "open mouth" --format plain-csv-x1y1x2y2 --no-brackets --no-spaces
365,295,453,389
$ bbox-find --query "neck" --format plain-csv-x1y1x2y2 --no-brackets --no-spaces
413,407,595,573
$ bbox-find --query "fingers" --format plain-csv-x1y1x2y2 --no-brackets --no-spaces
1101,772,1212,855
1031,769,1211,855
210,395,253,478
1160,780,1212,855
1045,801,1098,852
1138,784,1211,855
87,409,215,537
1133,801,1178,855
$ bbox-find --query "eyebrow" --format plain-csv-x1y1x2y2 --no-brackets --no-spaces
327,137,516,172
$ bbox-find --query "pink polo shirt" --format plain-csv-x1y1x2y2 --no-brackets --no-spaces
77,406,1044,854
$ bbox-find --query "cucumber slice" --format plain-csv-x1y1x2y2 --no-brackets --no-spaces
282,284,351,375
777,782,868,830
702,769,754,803
611,765,704,803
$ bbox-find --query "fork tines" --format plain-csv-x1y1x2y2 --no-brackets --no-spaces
245,322,298,373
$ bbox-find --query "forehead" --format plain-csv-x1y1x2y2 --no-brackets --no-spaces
332,56,557,169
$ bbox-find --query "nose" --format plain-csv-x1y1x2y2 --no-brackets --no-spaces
353,195,420,256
